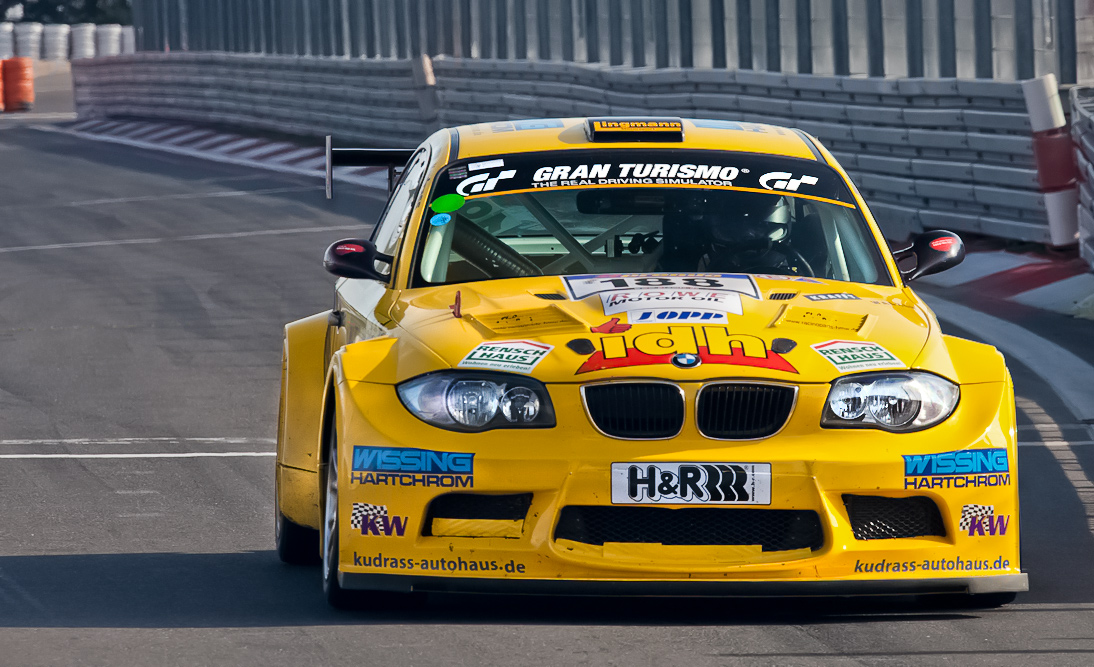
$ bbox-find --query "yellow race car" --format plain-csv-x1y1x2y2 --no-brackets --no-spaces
276,117,1025,607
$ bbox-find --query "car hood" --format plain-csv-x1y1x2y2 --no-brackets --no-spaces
384,275,934,385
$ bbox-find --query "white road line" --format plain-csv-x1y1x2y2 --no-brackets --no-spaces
0,223,368,254
1018,396,1094,533
7,185,316,211
0,452,275,459
1020,440,1094,446
115,490,160,494
117,513,164,518
0,437,275,445
922,294,1094,422
33,124,388,197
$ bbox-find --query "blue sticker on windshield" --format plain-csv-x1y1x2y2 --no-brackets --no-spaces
430,213,452,227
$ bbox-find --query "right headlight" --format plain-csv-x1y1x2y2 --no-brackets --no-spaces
821,371,959,432
397,371,556,432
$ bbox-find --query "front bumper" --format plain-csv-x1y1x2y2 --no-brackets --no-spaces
341,572,1028,596
332,376,1022,593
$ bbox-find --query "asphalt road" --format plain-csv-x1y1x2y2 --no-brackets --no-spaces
1,125,1093,666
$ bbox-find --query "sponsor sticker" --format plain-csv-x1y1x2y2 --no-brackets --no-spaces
779,308,867,332
811,340,903,372
930,237,958,251
629,310,728,323
334,243,364,255
429,213,452,226
350,503,408,537
351,446,474,488
575,325,797,374
853,556,1012,575
352,551,527,574
804,293,859,301
458,340,553,373
754,274,825,283
565,273,760,301
472,309,581,335
960,504,1010,537
611,462,771,504
902,448,1011,490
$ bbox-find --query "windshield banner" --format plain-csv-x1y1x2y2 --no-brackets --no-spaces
432,150,854,205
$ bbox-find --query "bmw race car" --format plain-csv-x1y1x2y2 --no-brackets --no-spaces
275,117,1026,607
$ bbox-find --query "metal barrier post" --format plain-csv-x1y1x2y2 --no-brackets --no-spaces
654,0,669,67
711,0,726,68
1056,0,1077,84
866,0,884,77
796,0,812,74
1015,0,1034,79
495,0,508,59
937,0,955,76
974,0,993,79
585,0,599,63
832,0,849,75
459,0,472,57
561,0,574,61
609,0,623,65
441,0,455,54
480,0,494,58
906,0,923,77
765,0,780,71
680,0,694,68
513,0,527,59
631,0,646,67
537,0,551,59
736,0,752,70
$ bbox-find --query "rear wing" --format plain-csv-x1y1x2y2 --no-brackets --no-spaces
324,135,415,199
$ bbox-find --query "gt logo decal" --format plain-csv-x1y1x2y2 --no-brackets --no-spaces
455,170,517,196
759,171,819,192
577,326,797,374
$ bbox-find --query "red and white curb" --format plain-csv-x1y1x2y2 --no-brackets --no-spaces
920,250,1094,318
34,118,387,191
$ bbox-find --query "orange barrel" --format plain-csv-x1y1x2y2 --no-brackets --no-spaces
1,58,35,112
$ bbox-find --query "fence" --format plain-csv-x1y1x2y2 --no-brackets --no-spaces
73,52,1060,244
1074,86,1094,268
130,0,1091,83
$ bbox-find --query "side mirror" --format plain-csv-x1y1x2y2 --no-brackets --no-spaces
323,239,393,281
894,230,965,282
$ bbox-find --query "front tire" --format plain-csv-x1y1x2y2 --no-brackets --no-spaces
322,431,354,608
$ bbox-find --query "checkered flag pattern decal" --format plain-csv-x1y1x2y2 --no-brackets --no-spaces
350,503,388,530
960,504,994,531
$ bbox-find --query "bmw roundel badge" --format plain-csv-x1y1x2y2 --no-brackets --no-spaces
671,353,701,369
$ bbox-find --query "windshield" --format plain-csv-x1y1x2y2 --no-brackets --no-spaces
412,150,890,288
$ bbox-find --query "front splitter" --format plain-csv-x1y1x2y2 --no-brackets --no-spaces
340,571,1028,597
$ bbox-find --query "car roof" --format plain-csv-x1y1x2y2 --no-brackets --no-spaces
451,117,822,162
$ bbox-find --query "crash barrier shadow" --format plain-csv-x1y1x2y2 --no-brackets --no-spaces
71,53,1082,248
0,551,1011,628
1071,86,1094,271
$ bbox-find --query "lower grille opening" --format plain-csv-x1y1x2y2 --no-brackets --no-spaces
554,506,824,552
424,493,532,538
583,383,685,439
843,494,946,540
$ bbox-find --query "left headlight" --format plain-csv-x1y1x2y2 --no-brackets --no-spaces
821,371,959,432
397,371,556,432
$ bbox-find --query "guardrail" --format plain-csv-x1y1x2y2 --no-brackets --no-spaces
1073,86,1094,269
129,0,1089,83
73,53,1062,244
